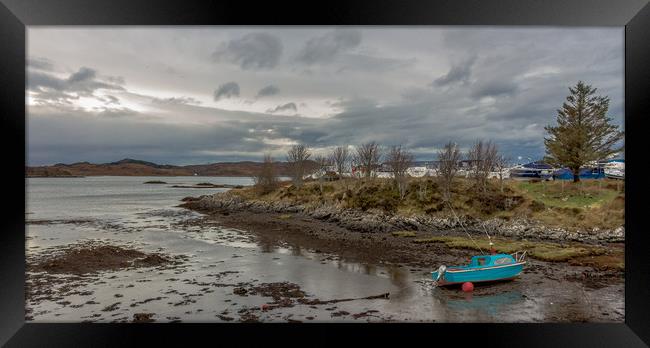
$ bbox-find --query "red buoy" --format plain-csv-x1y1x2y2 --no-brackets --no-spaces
462,282,474,292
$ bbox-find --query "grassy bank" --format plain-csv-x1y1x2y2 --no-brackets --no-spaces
232,176,624,232
412,236,602,262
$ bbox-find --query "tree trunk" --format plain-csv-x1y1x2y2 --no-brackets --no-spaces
573,168,580,183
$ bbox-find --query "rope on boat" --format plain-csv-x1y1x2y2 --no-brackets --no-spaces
445,201,484,254
480,222,494,250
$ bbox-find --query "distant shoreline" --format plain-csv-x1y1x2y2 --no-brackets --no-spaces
26,174,254,178
26,175,86,178
26,158,296,178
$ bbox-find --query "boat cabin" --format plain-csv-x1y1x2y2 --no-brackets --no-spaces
470,254,516,267
444,254,517,271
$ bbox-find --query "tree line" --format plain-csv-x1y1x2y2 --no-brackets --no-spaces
254,139,507,201
254,81,623,195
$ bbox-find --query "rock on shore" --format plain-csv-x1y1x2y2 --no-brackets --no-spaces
184,192,624,244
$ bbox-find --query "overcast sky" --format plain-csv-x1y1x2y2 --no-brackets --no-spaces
27,27,624,166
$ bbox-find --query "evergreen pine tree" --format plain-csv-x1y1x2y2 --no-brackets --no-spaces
544,81,623,182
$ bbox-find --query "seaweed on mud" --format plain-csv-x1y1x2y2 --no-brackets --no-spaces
247,282,307,301
27,241,183,275
132,313,155,323
25,240,188,317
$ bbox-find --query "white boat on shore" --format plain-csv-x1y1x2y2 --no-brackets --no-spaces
604,160,624,180
508,162,555,180
406,166,428,178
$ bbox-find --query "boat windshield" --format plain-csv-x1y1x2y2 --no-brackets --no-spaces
476,257,489,266
494,256,514,265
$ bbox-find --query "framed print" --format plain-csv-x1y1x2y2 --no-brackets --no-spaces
1,0,649,346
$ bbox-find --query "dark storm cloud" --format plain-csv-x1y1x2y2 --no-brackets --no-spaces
67,67,96,83
28,71,67,90
213,82,240,101
256,85,280,98
212,33,283,70
27,105,327,165
27,57,54,71
266,102,297,114
28,67,124,94
295,29,362,65
27,27,623,165
28,66,125,106
29,115,250,165
434,55,476,86
316,91,556,161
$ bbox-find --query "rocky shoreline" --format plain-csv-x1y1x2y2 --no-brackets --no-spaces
182,191,624,244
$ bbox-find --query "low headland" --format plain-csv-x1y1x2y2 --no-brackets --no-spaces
181,177,624,273
26,158,300,177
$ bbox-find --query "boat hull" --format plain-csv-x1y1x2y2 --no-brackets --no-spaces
432,262,525,286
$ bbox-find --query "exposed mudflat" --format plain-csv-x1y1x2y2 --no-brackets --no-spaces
177,208,624,322
184,208,623,288
25,176,624,323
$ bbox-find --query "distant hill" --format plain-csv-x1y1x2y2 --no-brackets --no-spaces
26,158,306,177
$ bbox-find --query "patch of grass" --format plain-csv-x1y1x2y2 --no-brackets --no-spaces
516,180,619,209
231,176,623,231
392,231,417,238
568,253,625,271
276,214,292,220
346,182,400,213
412,236,606,262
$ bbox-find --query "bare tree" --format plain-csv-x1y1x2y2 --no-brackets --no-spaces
467,140,498,193
329,146,350,178
437,142,461,202
313,155,332,194
385,145,414,199
494,154,510,193
483,141,499,192
286,144,311,187
354,141,382,179
253,153,279,194
467,140,484,189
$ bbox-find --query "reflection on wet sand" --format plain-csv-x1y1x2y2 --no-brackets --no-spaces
441,290,525,319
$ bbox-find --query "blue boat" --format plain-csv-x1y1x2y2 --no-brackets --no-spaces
431,252,526,287
552,167,605,180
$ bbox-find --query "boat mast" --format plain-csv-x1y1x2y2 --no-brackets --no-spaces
446,201,485,254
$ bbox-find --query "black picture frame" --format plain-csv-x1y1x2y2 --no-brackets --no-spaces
1,0,649,346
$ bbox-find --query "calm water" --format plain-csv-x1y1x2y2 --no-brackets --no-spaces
25,176,622,322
